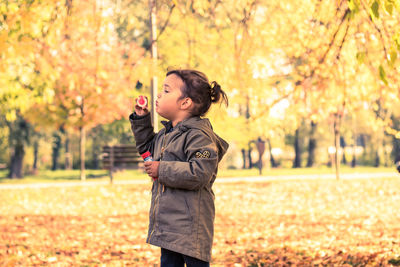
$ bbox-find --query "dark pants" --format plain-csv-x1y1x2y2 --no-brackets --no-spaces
160,248,210,267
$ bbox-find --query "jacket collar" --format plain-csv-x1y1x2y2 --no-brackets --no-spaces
161,120,174,133
161,116,202,133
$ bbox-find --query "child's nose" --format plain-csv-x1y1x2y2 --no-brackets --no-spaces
157,92,161,99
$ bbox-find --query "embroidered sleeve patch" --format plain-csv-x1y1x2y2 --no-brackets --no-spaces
195,151,211,159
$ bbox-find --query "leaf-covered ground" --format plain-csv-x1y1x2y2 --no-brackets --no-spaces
1,177,400,266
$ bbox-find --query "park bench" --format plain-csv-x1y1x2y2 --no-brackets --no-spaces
102,145,142,182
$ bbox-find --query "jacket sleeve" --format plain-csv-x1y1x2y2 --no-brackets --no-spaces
158,130,218,190
129,112,156,155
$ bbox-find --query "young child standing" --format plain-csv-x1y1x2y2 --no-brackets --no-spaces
129,69,229,267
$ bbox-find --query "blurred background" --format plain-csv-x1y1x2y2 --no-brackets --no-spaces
1,0,400,180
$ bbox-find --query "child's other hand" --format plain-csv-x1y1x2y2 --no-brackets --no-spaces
134,96,149,116
144,161,160,178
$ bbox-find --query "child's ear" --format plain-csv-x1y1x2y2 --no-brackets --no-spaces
180,97,193,110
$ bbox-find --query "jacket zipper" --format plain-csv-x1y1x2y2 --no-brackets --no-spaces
149,181,161,240
148,132,167,240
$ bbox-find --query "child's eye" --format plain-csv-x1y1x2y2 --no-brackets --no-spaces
164,89,169,93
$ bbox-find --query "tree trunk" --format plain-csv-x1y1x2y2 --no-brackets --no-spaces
52,131,62,171
340,136,347,165
7,115,29,179
293,128,301,168
258,154,263,174
241,149,246,169
9,143,24,178
342,151,347,165
65,133,72,170
334,123,340,180
392,116,400,172
80,126,86,181
267,139,277,167
306,121,317,167
351,135,357,168
32,139,39,174
150,0,159,132
256,138,265,175
247,147,253,169
92,138,99,169
382,138,388,167
374,150,380,167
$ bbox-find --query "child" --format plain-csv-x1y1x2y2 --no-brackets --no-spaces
129,69,229,267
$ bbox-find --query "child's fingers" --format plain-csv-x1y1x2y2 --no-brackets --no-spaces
134,105,149,116
144,164,152,174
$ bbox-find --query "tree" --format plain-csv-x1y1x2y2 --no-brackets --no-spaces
348,0,400,165
27,0,146,180
0,0,60,178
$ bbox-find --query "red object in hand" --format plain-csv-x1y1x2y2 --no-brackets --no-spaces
141,151,153,162
137,95,148,108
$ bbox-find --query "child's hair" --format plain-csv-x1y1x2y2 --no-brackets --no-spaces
166,69,229,117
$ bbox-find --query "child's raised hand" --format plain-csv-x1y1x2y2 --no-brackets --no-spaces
135,96,149,116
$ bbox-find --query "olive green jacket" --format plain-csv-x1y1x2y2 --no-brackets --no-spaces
129,112,228,262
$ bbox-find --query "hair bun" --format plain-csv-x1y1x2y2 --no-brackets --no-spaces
210,81,221,103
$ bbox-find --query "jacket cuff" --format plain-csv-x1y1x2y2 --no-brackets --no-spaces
129,112,151,122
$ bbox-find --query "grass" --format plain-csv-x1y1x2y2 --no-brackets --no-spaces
0,169,149,184
218,165,396,177
0,165,397,184
1,177,400,265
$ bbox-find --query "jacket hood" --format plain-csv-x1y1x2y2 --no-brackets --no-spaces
162,116,229,161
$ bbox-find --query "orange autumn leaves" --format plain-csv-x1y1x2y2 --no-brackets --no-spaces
0,0,146,130
24,0,146,131
1,177,400,266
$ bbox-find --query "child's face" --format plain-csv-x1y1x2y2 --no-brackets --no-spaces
156,74,186,120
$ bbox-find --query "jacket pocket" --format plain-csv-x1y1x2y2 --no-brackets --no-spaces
158,188,193,234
